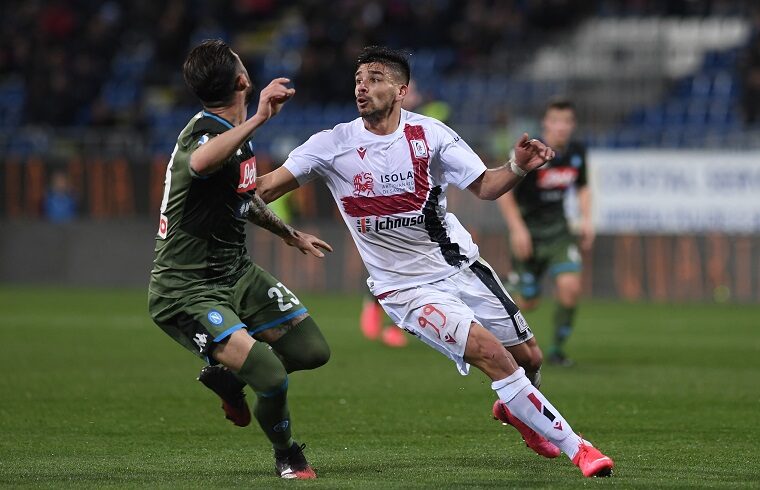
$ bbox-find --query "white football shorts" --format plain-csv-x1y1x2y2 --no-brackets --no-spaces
378,257,533,375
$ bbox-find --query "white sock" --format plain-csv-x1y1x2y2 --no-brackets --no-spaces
492,367,583,459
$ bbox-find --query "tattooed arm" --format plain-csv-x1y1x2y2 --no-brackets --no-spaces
247,193,332,258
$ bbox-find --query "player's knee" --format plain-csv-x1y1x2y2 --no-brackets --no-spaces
466,327,512,375
474,337,505,363
255,370,289,397
556,276,581,306
271,316,331,371
304,321,331,368
557,291,579,308
301,340,331,370
522,352,543,373
508,340,543,373
516,343,543,388
237,341,289,395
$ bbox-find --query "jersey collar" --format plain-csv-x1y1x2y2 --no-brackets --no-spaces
359,110,407,142
202,110,254,154
202,110,234,129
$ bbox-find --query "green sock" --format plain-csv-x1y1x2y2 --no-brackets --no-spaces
269,316,330,374
253,390,293,450
552,305,576,354
236,341,294,450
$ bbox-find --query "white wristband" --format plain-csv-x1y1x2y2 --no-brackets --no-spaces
509,158,527,177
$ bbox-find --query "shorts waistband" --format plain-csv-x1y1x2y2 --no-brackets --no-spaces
375,289,398,300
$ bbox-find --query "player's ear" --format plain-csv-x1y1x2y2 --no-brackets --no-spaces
397,83,408,101
235,73,250,93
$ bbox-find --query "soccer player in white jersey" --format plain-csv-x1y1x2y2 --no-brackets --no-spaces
258,46,614,478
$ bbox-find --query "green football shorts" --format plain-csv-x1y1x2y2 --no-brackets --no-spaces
509,232,582,300
149,263,306,362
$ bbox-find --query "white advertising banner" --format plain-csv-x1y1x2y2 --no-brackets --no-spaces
589,150,760,233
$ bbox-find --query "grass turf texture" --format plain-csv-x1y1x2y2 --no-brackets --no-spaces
1,287,759,488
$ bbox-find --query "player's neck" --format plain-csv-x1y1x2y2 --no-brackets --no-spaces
203,103,246,126
542,134,568,152
362,107,401,136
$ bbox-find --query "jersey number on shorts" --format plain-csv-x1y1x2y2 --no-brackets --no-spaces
268,282,300,312
418,304,447,339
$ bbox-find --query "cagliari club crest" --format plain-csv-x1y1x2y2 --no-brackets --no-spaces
410,139,428,158
352,171,375,197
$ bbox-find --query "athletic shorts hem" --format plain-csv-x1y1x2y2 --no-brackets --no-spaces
213,323,246,342
549,262,582,277
380,258,532,376
248,308,308,335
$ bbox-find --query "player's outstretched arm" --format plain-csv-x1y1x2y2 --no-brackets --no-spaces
256,166,301,204
246,193,333,258
468,133,554,201
190,78,295,176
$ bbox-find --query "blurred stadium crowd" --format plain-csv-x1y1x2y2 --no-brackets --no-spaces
2,1,760,301
1,0,759,156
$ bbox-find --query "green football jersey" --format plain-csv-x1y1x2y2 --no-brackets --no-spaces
149,111,259,297
513,141,587,240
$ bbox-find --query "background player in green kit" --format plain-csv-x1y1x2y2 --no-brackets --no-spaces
148,40,333,480
497,99,593,366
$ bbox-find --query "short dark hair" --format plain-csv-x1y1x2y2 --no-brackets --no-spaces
356,46,411,85
183,39,240,107
543,97,576,118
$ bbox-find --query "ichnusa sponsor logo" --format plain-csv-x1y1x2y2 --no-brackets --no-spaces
355,214,426,234
375,214,425,231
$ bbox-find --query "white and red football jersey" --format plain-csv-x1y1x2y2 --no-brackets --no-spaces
284,110,487,295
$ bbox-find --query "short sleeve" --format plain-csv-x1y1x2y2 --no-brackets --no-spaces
283,131,333,186
435,122,487,190
187,132,217,179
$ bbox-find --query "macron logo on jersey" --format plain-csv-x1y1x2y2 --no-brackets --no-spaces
238,157,257,193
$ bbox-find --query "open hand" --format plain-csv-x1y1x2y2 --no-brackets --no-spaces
283,230,334,258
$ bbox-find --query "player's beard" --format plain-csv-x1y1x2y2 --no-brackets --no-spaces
358,97,393,124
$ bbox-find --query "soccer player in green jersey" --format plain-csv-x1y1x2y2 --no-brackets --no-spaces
497,99,593,366
148,39,333,480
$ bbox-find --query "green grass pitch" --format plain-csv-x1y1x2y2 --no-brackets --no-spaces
1,287,759,488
